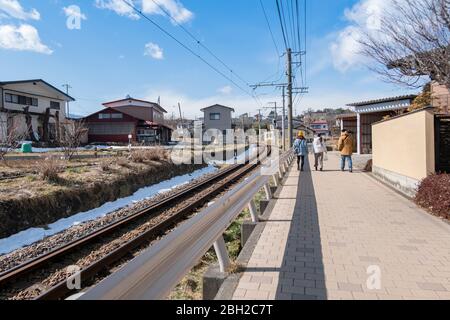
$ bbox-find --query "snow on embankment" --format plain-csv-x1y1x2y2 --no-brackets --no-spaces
0,166,217,255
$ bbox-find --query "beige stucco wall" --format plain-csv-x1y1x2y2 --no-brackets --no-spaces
372,109,435,182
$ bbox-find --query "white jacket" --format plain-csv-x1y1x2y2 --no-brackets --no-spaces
313,137,327,153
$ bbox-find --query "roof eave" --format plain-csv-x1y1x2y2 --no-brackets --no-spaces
347,95,417,107
0,79,75,101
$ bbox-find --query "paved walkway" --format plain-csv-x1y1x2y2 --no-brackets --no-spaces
232,153,450,300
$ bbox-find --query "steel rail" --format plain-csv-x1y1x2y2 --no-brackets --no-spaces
78,150,293,300
0,162,245,287
36,159,262,300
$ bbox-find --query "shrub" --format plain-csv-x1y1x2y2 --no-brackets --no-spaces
100,161,112,172
116,157,130,168
146,147,168,162
129,150,147,163
129,148,168,163
37,157,65,182
415,174,450,219
363,159,373,172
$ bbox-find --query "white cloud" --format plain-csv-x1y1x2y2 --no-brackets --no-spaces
142,0,193,24
144,42,164,59
0,24,52,54
63,5,87,21
95,0,140,20
330,0,394,72
0,0,40,20
218,85,232,95
330,26,364,72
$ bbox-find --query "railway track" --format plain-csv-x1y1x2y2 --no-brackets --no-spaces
0,148,268,300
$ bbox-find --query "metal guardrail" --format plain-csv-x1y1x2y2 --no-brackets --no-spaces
78,150,294,300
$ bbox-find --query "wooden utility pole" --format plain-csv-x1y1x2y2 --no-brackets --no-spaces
282,86,286,151
287,48,293,147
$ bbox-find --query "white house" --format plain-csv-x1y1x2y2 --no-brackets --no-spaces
0,79,75,143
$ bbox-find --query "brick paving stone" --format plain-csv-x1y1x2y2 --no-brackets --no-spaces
231,154,450,300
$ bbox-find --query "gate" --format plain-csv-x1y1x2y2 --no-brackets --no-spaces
435,115,450,173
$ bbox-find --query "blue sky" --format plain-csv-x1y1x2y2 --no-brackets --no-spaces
0,0,418,118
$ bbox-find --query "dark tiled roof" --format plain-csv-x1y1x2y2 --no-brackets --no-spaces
347,95,417,107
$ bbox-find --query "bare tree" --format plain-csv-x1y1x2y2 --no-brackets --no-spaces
60,120,87,160
0,114,27,161
359,0,450,89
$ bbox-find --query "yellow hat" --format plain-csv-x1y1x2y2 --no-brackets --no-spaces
298,131,304,137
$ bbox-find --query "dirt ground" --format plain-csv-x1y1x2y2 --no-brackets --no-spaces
0,151,205,238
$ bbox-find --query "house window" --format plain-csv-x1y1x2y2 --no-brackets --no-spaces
5,93,38,106
210,113,221,120
50,101,60,110
99,113,111,119
18,95,27,105
111,113,123,119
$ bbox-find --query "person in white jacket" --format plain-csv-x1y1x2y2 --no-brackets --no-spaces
313,134,327,171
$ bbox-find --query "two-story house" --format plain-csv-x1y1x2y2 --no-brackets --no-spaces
201,104,235,143
83,96,172,144
0,79,74,143
310,120,331,137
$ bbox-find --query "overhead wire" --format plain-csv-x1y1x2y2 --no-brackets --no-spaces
120,0,264,108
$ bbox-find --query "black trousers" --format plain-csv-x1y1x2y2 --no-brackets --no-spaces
297,155,305,170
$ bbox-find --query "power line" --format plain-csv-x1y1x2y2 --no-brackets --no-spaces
304,0,307,86
275,0,289,50
288,0,297,53
148,0,250,87
281,0,292,49
259,0,280,57
120,0,259,104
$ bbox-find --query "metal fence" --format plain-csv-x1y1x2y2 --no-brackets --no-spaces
77,150,294,300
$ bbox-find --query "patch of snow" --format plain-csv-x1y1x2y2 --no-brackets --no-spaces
0,165,218,255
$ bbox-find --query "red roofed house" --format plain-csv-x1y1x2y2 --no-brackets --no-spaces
310,120,330,137
84,96,172,144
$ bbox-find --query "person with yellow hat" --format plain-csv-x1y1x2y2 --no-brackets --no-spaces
293,131,308,171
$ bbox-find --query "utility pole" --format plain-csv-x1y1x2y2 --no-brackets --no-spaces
282,86,286,151
287,48,293,147
264,102,278,130
250,49,308,149
178,102,183,128
256,109,263,133
62,84,72,118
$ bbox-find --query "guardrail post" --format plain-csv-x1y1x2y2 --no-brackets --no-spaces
248,199,259,223
213,236,231,273
264,183,272,200
272,174,279,187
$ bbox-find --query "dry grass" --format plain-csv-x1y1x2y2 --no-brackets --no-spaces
129,148,168,163
37,157,66,182
0,156,167,201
